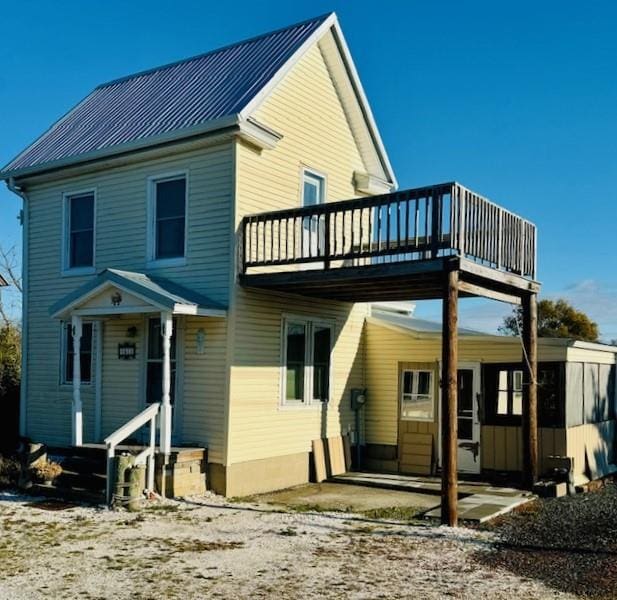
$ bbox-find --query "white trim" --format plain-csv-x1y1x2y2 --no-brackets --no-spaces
61,188,97,276
146,170,189,266
353,171,393,195
237,119,283,150
280,314,335,407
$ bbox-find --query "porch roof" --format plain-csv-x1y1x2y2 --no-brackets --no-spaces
49,268,227,319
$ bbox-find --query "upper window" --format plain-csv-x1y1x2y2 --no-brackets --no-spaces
401,370,434,421
149,174,187,263
64,191,95,272
62,322,93,384
283,318,332,405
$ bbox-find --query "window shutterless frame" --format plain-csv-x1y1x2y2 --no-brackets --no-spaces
146,171,189,268
280,315,334,407
61,188,96,276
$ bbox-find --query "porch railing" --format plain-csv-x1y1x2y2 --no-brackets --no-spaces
103,402,160,506
240,182,537,280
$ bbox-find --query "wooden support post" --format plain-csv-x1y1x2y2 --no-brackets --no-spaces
441,269,459,526
522,292,539,489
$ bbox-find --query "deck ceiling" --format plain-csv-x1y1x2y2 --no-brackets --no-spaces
239,257,540,304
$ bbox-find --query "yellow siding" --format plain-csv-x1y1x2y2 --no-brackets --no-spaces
227,38,369,466
23,142,233,452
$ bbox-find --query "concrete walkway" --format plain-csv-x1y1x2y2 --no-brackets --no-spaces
332,471,533,523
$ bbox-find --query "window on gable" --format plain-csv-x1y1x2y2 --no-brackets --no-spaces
62,322,93,384
153,176,187,260
283,318,332,404
66,192,95,270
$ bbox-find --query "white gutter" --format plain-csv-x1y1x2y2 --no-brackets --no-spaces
6,177,28,437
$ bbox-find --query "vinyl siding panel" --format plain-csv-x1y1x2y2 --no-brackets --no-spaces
23,142,233,453
365,319,571,472
227,38,369,466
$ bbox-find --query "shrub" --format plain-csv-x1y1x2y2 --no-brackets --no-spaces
0,454,20,488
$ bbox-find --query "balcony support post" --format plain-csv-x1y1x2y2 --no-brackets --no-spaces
441,268,459,526
522,292,539,489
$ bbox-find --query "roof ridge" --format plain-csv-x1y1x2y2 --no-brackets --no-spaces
96,12,334,90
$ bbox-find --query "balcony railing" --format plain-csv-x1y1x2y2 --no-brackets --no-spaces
240,182,537,280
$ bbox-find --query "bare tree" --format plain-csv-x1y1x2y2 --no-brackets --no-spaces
0,245,22,327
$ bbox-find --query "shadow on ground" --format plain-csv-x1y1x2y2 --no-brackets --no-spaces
472,546,617,598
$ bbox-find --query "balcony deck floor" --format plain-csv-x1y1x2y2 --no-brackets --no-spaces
239,256,539,304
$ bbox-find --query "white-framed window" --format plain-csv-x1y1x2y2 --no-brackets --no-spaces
401,370,434,421
61,321,94,385
301,169,325,208
147,172,188,267
63,190,96,275
282,317,333,405
497,369,523,416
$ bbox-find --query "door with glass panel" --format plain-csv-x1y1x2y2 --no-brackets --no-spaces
301,170,325,266
456,364,481,473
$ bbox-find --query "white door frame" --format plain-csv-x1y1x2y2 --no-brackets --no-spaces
437,361,482,474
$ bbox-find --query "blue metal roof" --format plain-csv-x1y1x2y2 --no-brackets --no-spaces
2,14,330,176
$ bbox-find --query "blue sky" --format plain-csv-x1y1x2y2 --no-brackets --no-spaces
1,1,616,338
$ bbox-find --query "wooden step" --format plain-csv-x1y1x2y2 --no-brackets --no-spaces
31,483,105,505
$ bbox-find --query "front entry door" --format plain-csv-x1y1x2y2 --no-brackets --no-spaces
456,365,481,473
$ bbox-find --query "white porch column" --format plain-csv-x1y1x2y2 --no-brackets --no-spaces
71,314,83,447
159,312,173,456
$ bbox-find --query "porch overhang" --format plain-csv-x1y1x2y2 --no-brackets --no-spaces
49,268,227,319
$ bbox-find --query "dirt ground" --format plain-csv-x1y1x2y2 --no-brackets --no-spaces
0,486,615,600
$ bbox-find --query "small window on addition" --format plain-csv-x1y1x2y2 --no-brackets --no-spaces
496,369,523,417
401,370,434,421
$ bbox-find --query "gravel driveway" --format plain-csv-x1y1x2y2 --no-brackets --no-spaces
0,488,614,599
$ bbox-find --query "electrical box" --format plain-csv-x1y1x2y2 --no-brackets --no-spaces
351,388,367,410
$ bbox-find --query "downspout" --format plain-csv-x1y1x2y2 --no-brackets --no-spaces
6,177,28,438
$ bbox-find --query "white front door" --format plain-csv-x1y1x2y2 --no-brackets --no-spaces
456,363,481,473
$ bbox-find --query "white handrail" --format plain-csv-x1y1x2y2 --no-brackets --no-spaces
104,402,160,506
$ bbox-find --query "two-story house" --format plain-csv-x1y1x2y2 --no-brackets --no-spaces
1,13,544,521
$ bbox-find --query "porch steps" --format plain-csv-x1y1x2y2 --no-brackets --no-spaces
37,447,108,505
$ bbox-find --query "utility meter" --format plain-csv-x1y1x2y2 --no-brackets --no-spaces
351,388,367,410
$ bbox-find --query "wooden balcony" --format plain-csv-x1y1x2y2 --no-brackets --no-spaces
238,182,539,304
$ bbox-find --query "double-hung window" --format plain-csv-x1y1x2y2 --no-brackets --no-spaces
64,191,95,273
283,318,332,405
148,174,187,265
401,370,434,421
62,322,93,384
